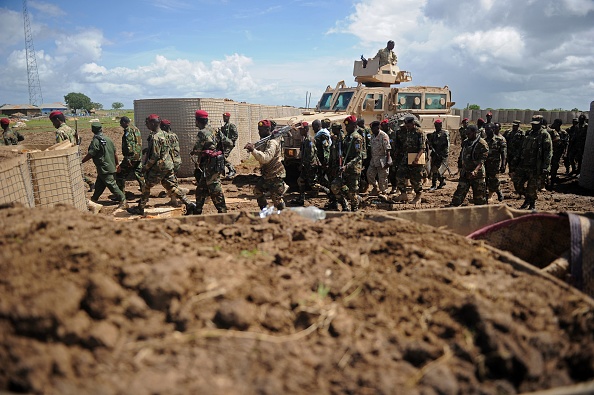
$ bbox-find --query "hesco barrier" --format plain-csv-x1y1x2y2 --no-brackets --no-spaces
578,100,593,190
134,98,302,178
0,145,87,211
452,109,585,125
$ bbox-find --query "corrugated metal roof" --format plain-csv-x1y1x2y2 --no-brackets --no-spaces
0,104,40,110
39,102,67,109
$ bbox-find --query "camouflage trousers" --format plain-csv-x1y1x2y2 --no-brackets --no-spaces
366,164,389,194
551,150,564,178
297,166,319,193
116,159,145,193
388,162,398,190
195,170,226,213
514,168,543,202
254,176,286,210
429,155,446,179
396,164,424,193
140,170,189,208
224,148,235,173
91,172,125,203
450,176,487,206
485,162,501,194
330,170,361,210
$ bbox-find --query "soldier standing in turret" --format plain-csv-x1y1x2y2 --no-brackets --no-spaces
373,40,397,67
190,110,227,214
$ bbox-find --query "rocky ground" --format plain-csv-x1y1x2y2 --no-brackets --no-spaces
0,123,593,395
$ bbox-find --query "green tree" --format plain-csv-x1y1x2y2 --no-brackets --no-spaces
468,104,481,110
571,108,579,112
64,92,93,112
91,102,103,110
539,108,547,111
112,102,124,110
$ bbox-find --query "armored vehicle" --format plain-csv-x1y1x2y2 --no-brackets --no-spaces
272,57,460,172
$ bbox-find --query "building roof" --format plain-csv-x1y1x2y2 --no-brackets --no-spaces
39,102,67,109
0,104,40,110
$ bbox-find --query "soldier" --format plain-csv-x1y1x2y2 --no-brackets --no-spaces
81,123,127,209
367,120,392,196
127,114,196,216
313,119,331,190
449,125,489,207
357,118,371,193
220,112,238,179
565,118,579,174
393,116,425,205
160,119,184,207
49,110,94,192
549,119,567,188
484,123,507,201
427,119,450,191
291,122,321,206
476,118,487,139
326,122,346,210
510,118,553,210
116,116,145,197
373,40,397,67
382,119,399,194
244,119,287,210
485,111,493,124
190,110,227,214
330,115,364,211
458,117,469,144
1,118,24,145
574,114,588,175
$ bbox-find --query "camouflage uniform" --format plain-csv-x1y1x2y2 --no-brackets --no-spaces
87,132,125,203
485,134,507,196
555,128,569,176
252,138,287,210
295,135,322,203
220,121,238,175
138,128,192,211
450,136,489,206
427,129,450,189
512,126,553,207
327,127,345,209
565,121,579,173
1,127,24,145
192,125,227,214
358,126,371,193
387,127,399,192
395,126,425,194
458,125,468,144
116,124,145,194
374,47,397,67
168,130,182,174
574,120,588,174
507,128,526,195
330,130,364,211
367,130,391,194
55,123,76,144
314,128,332,191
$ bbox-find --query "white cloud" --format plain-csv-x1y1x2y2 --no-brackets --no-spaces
55,29,106,63
28,1,66,17
453,27,525,62
0,9,25,51
562,0,594,15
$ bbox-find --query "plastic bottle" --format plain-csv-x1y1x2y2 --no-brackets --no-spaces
259,205,280,218
288,206,326,221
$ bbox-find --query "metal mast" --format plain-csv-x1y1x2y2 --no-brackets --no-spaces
23,0,43,106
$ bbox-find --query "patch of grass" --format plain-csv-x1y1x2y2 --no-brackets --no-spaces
240,248,261,258
317,283,330,299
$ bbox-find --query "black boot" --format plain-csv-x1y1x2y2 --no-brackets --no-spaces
528,201,535,210
290,193,305,206
184,202,197,215
429,176,437,191
496,191,504,202
437,178,446,189
127,205,145,215
519,200,530,210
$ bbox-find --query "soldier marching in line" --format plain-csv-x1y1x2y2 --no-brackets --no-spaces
565,118,579,174
427,119,450,191
382,119,399,195
357,118,372,193
116,116,145,198
484,123,507,202
244,119,288,210
1,118,24,145
220,112,238,179
330,115,364,212
160,119,186,207
326,122,347,211
291,122,322,206
509,118,553,210
573,114,589,175
505,120,526,197
127,114,196,216
393,116,425,205
449,125,489,207
549,119,567,188
367,120,392,197
190,110,228,214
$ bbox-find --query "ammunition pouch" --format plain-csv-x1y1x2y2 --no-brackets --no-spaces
201,150,225,175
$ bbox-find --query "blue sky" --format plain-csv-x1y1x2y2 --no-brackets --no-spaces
1,0,594,111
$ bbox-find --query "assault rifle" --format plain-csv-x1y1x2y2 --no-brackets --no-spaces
74,119,81,145
254,123,298,149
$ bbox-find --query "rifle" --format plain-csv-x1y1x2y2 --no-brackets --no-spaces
254,124,296,149
360,55,368,68
75,119,81,145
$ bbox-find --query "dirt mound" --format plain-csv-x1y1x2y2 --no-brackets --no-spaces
1,205,593,394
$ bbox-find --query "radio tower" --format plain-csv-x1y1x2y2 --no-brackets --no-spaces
23,0,43,106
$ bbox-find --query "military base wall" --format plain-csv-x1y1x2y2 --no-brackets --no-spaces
0,144,87,211
134,98,302,178
452,109,584,125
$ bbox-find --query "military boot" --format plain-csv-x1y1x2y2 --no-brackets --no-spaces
276,200,286,210
118,199,129,210
194,197,206,215
289,193,305,206
411,192,422,205
340,197,350,212
429,176,438,191
127,205,145,216
393,192,409,203
496,191,504,202
519,200,530,210
184,202,197,215
437,178,446,189
215,200,228,213
528,201,536,210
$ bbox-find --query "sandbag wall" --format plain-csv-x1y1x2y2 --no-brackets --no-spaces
134,98,302,178
453,109,582,124
0,145,87,211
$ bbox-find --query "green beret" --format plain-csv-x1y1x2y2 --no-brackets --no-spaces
91,122,102,133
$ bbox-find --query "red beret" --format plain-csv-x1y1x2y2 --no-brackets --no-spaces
380,119,389,125
0,118,9,125
258,119,271,128
160,119,171,126
147,114,160,121
223,112,231,117
434,119,442,124
49,110,63,119
301,121,309,127
344,115,357,125
462,118,469,122
477,118,485,123
487,112,492,116
195,109,208,118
